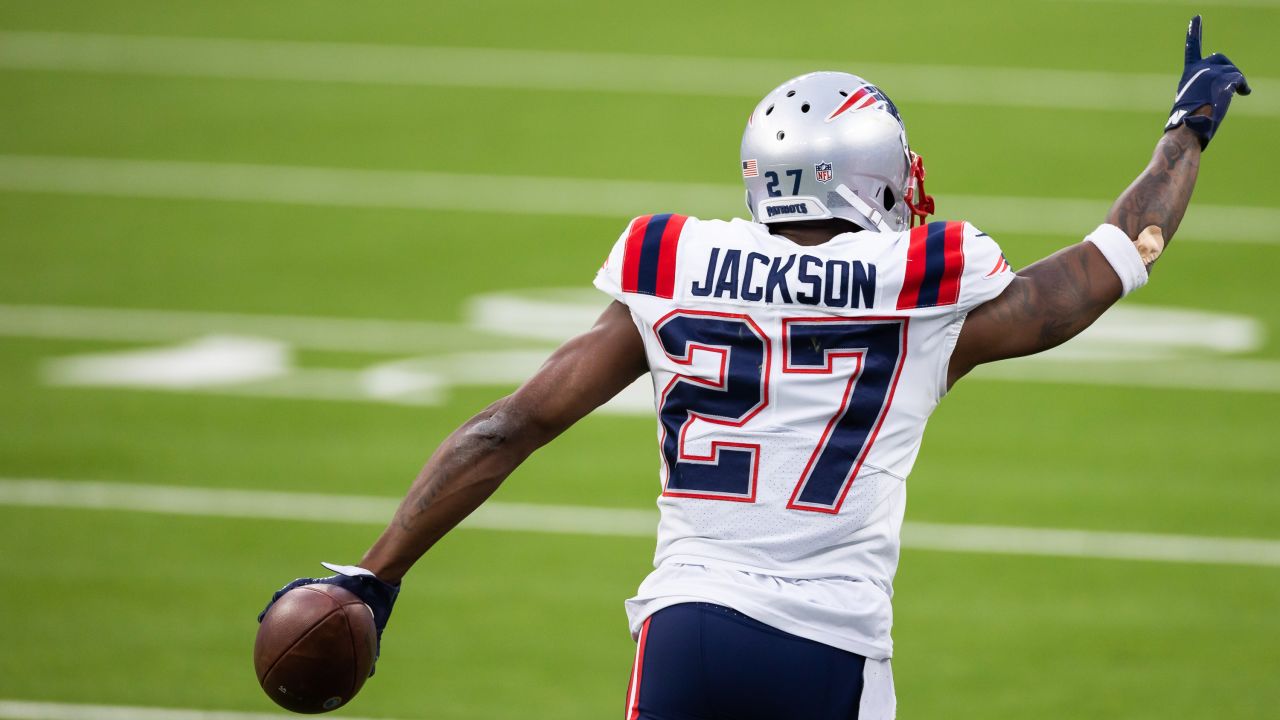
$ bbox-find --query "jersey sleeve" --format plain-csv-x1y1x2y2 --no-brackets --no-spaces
955,221,1015,313
593,213,692,304
592,218,634,304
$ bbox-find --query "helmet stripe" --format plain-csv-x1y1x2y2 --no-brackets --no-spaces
824,85,877,122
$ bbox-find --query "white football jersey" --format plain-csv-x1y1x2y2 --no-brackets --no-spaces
595,214,1013,659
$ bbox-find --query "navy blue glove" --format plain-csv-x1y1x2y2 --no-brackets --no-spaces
1165,15,1251,150
259,562,400,675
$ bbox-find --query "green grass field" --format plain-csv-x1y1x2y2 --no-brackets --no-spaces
2,2,1278,718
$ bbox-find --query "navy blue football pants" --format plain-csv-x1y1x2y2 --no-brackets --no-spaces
624,603,868,720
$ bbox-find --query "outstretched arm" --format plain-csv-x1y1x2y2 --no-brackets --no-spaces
947,15,1248,388
256,301,647,672
359,300,648,582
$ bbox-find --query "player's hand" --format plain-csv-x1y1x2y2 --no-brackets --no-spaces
258,562,400,675
1165,15,1250,150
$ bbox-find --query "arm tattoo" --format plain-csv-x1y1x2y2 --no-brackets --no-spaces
392,404,514,532
1026,249,1110,350
1106,127,1202,250
980,247,1115,359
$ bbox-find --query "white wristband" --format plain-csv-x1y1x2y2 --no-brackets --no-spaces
1085,223,1148,296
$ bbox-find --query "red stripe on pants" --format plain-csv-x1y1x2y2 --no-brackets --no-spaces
625,617,652,720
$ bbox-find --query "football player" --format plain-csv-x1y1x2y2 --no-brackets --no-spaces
261,16,1249,719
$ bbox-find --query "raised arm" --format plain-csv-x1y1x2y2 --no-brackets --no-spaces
1105,110,1204,247
946,123,1200,386
946,16,1249,388
360,300,648,582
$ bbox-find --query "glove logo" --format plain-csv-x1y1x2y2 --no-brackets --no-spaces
1173,68,1211,103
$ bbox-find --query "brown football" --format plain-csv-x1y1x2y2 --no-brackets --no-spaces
254,584,378,714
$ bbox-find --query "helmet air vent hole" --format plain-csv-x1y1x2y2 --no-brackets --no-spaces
786,90,796,97
776,131,786,141
800,103,810,113
765,105,774,115
884,187,897,211
838,90,848,97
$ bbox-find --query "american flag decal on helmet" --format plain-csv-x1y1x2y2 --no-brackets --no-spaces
742,159,759,177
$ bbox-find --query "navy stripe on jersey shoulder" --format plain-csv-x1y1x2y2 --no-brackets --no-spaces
635,213,673,295
914,221,950,308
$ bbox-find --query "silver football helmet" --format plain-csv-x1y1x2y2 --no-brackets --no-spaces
741,71,934,232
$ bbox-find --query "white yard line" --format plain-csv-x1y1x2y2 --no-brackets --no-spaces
0,700,398,720
0,478,656,537
2,478,1277,568
0,154,732,220
0,302,509,355
974,356,1280,393
0,31,1275,117
1,155,1276,245
6,302,1280,397
903,522,1280,567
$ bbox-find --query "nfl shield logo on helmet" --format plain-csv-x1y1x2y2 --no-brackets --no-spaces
815,162,833,183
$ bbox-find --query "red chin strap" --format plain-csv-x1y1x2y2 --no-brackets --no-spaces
903,151,935,228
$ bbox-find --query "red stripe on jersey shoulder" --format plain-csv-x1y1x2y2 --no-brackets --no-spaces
620,215,653,294
654,214,689,299
895,223,930,310
936,220,966,306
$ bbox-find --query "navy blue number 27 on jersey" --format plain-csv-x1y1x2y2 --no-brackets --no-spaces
782,317,907,513
654,310,907,513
